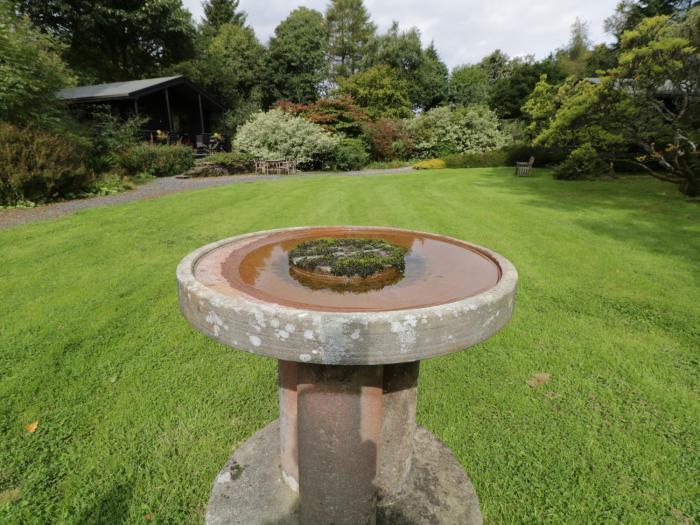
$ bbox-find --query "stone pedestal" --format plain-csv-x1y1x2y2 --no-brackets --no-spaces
277,361,420,524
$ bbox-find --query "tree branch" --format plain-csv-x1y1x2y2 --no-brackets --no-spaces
631,161,683,183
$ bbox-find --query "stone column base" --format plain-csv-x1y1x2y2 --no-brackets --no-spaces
206,420,483,525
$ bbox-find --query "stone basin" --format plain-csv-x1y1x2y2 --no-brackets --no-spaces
178,226,516,366
176,226,518,525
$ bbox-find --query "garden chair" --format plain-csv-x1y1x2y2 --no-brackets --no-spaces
516,157,535,177
254,158,264,174
284,159,298,174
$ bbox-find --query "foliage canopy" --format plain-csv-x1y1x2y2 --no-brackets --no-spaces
0,6,74,126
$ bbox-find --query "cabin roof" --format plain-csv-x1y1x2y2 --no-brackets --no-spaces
57,75,224,109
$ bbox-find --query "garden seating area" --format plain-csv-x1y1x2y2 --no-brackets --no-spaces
253,158,299,175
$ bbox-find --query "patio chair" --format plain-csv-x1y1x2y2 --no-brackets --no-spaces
254,158,265,174
516,157,535,177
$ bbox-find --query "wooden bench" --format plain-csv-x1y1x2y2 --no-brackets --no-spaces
515,157,535,177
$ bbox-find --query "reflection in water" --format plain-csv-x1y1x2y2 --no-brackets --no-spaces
289,265,405,294
206,228,501,312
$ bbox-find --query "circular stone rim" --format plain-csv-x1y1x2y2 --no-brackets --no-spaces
176,226,518,365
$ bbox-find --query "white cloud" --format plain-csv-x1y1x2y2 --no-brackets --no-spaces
182,0,619,68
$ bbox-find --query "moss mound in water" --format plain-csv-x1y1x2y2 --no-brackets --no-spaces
288,238,407,279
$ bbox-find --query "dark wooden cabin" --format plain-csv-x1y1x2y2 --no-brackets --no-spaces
58,76,225,148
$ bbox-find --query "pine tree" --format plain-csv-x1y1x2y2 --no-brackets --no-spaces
203,0,246,29
325,0,376,80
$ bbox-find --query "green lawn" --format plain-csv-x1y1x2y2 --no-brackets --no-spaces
0,168,698,524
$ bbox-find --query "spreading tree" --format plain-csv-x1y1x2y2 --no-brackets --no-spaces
13,0,196,82
525,8,700,196
605,0,698,39
263,8,327,107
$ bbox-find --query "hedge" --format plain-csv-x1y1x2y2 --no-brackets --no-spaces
116,143,194,178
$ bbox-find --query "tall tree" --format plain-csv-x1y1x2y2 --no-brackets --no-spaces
478,50,512,83
415,43,449,110
174,23,265,131
362,23,448,110
263,7,327,107
449,65,491,106
337,65,412,119
13,0,196,82
556,18,593,77
202,0,246,29
490,56,565,118
325,0,376,80
362,22,423,73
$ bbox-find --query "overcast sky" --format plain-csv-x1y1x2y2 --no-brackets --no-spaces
182,0,620,68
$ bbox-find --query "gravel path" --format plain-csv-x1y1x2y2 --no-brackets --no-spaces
0,167,412,231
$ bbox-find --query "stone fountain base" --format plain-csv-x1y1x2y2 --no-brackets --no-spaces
206,420,483,525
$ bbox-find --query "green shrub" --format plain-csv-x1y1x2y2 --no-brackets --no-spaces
333,139,370,171
0,122,94,206
409,105,509,158
361,118,414,161
441,145,566,169
116,143,194,178
505,144,567,167
413,159,446,170
553,144,610,180
84,171,135,197
233,109,339,169
84,107,146,173
443,150,509,168
206,151,254,174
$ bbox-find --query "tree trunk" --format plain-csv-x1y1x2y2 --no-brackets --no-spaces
679,170,700,197
678,157,700,197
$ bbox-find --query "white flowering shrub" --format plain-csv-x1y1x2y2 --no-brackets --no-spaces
409,105,509,158
233,109,339,169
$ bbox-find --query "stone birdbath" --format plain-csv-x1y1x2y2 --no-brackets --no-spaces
177,226,517,525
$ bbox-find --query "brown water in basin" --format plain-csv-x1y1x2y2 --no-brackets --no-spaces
194,228,501,312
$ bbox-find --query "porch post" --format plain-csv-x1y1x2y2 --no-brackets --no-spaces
198,94,206,134
165,88,173,132
133,98,139,118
